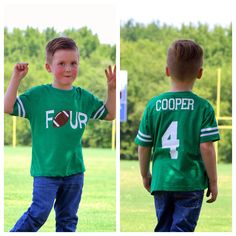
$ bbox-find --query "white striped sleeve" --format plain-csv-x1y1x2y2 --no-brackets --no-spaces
17,102,21,117
200,102,220,143
91,104,106,120
16,97,26,118
10,95,29,118
134,104,153,147
136,130,153,143
200,127,219,137
200,126,220,142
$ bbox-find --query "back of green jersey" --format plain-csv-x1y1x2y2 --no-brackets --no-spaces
135,91,220,192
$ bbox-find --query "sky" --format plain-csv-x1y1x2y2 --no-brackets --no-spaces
119,0,233,28
3,0,234,45
4,1,117,45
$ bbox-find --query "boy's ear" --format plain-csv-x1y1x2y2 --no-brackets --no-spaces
45,63,51,73
166,67,170,77
197,68,203,79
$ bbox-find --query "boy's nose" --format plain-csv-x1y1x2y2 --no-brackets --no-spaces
65,65,72,72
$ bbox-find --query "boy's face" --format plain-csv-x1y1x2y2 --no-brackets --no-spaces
46,49,79,87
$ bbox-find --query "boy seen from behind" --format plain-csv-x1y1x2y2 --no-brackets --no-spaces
135,39,220,232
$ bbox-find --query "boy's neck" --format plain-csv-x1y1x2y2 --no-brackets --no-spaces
170,79,195,92
52,82,73,90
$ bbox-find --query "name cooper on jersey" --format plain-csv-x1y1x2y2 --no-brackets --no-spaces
156,98,194,111
46,110,88,129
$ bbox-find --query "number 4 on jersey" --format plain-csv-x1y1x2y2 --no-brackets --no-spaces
161,121,179,159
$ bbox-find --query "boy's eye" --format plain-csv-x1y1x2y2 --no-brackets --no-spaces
59,62,65,66
71,62,78,66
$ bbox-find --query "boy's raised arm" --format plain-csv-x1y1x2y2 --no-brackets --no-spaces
138,146,152,193
200,141,218,203
104,65,116,120
4,63,28,114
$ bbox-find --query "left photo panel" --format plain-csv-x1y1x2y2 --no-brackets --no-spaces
4,2,116,232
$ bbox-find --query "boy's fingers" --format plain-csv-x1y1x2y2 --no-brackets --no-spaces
108,65,112,75
144,177,151,193
206,191,217,203
16,63,28,71
18,65,24,70
17,62,28,66
207,197,216,203
105,69,109,79
23,63,29,68
142,177,151,193
105,65,116,80
144,184,150,192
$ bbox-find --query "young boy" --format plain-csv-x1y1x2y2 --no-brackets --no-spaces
4,37,116,232
135,39,220,232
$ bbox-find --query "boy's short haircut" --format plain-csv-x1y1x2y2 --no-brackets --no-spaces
167,39,203,81
46,37,79,63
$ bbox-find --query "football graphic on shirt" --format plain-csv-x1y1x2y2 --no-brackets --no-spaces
53,110,70,128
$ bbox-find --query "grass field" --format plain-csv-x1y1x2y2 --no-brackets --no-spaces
121,160,232,232
4,146,116,232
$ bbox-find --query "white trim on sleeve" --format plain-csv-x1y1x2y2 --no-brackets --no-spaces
137,134,152,143
201,127,218,132
16,97,26,118
138,130,152,139
17,102,21,117
92,104,105,119
200,131,219,137
96,107,105,119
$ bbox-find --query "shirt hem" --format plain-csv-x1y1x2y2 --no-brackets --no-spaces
31,169,85,177
151,186,207,194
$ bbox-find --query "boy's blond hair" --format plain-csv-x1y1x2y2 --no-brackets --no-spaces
167,39,203,81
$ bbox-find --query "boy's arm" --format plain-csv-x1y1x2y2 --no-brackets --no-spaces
200,141,218,203
104,65,116,121
138,146,152,193
4,63,28,114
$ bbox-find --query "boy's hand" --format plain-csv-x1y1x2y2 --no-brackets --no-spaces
4,63,28,114
13,63,29,80
206,182,218,203
105,65,116,91
142,173,152,193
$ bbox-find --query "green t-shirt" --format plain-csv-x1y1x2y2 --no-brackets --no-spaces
135,91,220,193
11,84,108,177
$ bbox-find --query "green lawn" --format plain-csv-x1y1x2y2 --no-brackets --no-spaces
4,146,116,232
121,160,232,232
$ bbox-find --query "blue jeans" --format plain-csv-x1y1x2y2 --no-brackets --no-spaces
10,173,84,232
154,190,204,232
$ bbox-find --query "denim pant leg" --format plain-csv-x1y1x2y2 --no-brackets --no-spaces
170,190,204,232
154,192,174,232
11,177,59,232
54,173,84,232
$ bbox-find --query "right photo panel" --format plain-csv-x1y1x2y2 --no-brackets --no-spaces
120,0,232,232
